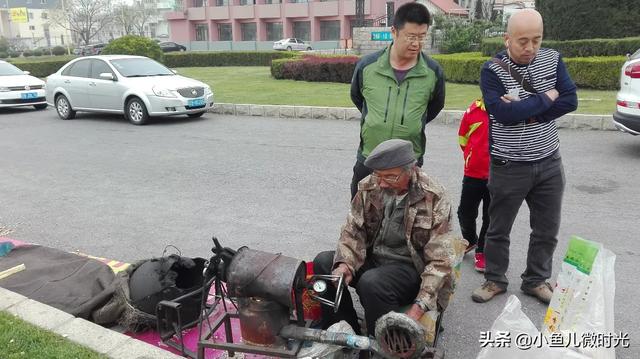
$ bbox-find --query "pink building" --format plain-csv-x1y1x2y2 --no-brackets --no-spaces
166,0,413,51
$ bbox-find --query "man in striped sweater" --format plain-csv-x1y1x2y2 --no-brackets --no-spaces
471,9,578,304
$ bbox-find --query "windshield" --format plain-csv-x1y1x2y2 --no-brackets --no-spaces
631,48,640,61
0,62,26,76
109,58,174,77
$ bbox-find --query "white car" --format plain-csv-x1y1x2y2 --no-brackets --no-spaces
273,38,312,51
0,60,47,110
45,55,214,125
613,48,640,135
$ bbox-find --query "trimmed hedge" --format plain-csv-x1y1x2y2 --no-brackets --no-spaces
7,59,72,78
164,51,299,67
272,55,359,83
565,56,627,90
482,37,640,58
431,52,487,84
272,52,625,90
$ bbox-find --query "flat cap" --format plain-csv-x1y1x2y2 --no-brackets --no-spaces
364,139,415,170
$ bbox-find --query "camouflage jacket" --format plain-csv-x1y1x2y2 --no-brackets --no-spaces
333,170,467,311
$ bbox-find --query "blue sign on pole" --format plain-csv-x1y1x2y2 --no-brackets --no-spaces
371,31,393,41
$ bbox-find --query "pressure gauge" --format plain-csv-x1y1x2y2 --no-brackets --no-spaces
312,280,328,294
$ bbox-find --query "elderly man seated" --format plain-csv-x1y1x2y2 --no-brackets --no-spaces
314,139,467,336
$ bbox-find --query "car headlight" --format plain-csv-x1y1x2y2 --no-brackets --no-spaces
204,86,212,94
152,86,176,98
0,87,9,92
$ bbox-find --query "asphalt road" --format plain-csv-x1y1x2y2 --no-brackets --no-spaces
1,107,638,358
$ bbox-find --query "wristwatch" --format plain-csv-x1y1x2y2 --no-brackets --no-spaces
414,299,429,312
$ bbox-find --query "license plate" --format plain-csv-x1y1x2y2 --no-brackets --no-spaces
188,98,205,107
21,92,38,99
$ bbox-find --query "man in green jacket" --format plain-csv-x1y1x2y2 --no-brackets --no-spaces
350,2,445,199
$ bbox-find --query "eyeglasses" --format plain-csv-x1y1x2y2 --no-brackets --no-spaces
403,35,428,45
371,173,402,184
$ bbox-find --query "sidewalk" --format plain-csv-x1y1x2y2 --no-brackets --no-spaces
0,287,182,359
209,103,617,131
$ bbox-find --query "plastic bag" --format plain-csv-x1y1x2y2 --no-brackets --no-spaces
297,321,357,359
542,236,616,359
476,295,589,359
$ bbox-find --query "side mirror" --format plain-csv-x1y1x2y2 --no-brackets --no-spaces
23,71,31,75
99,72,115,81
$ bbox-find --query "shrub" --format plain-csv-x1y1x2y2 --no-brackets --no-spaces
0,51,7,59
8,51,19,58
432,15,501,54
482,37,640,57
32,49,43,57
0,37,8,53
270,55,359,83
22,50,32,57
102,35,164,62
164,51,299,67
52,46,66,56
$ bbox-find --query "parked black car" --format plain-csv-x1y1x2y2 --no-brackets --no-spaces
159,42,187,52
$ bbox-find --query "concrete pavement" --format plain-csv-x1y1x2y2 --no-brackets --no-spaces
0,107,638,358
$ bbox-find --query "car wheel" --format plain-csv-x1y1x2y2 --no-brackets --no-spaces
55,94,76,120
306,47,312,51
34,103,48,110
125,97,149,125
286,46,292,51
180,48,186,52
187,111,205,118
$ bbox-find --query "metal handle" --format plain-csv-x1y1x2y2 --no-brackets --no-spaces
89,82,96,87
308,274,345,313
64,80,70,84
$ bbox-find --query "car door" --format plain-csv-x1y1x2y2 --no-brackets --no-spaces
88,59,123,111
60,59,91,108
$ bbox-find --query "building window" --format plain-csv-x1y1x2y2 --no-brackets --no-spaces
40,0,47,3
29,25,35,30
215,0,228,5
288,0,308,3
320,20,340,40
265,0,281,3
41,12,48,19
292,21,310,41
266,22,282,41
195,24,209,41
218,23,232,41
241,22,256,41
239,0,255,4
193,0,206,7
28,12,34,20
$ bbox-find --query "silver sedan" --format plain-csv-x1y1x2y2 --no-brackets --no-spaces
45,55,214,125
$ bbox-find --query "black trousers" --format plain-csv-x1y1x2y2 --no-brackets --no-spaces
313,251,421,336
484,152,565,288
350,157,424,200
457,176,491,253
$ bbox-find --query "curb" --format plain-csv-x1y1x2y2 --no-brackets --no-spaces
0,287,182,359
209,103,617,131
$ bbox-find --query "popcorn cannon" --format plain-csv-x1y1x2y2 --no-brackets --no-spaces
155,237,442,359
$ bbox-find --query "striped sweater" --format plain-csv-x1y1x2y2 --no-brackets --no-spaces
479,49,578,161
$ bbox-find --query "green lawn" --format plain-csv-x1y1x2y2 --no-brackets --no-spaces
0,311,106,359
177,66,616,115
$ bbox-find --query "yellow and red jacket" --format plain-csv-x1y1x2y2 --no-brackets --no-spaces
458,99,489,179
